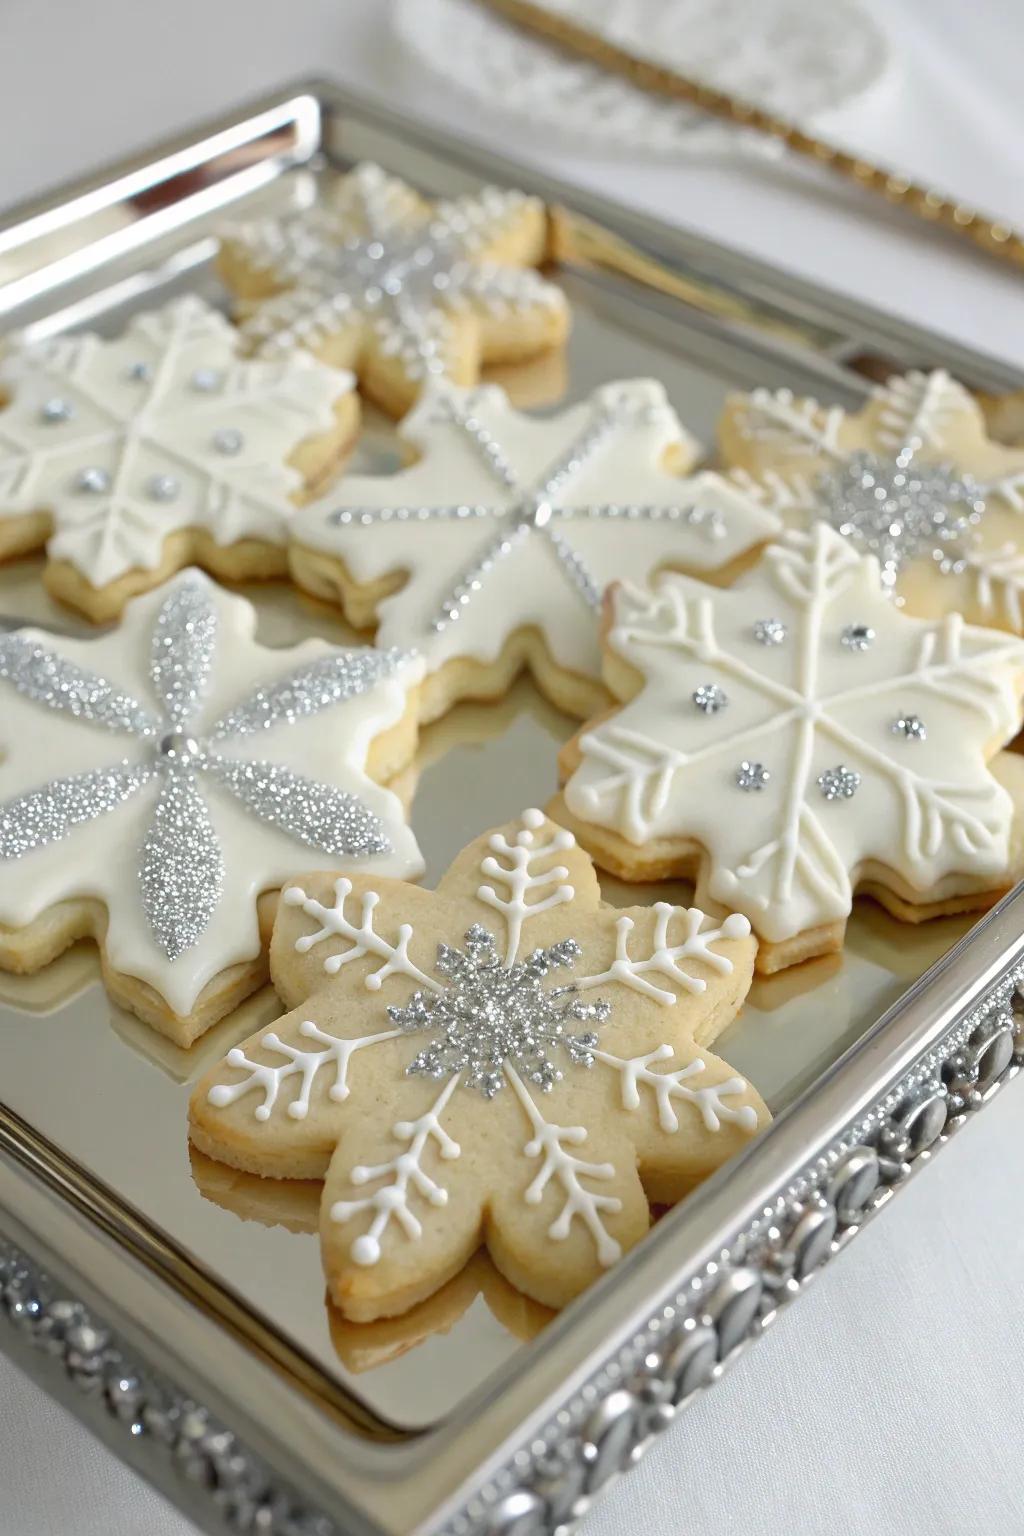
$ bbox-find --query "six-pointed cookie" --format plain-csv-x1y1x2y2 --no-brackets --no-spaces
718,369,1024,635
190,809,767,1318
0,570,424,1043
291,379,781,721
0,295,358,622
218,161,569,418
555,525,1024,973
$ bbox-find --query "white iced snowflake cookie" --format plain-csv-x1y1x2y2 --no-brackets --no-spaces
190,808,767,1318
0,295,358,622
555,524,1024,973
290,379,781,722
718,369,1024,636
218,161,569,419
0,570,424,1044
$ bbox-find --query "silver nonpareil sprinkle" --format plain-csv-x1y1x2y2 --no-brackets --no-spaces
892,713,927,741
147,474,180,503
190,368,223,392
0,577,405,959
212,428,244,456
40,397,74,424
841,623,876,651
693,683,728,714
817,764,861,800
393,925,609,1098
753,617,787,646
76,466,111,494
736,760,770,791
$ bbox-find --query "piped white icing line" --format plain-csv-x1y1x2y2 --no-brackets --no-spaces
0,295,353,586
0,572,423,1015
564,525,1024,945
331,1075,462,1266
207,809,758,1274
293,379,781,680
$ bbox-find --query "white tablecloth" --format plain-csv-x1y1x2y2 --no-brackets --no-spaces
3,2,1024,1532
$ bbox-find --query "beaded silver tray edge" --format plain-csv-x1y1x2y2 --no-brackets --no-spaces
1,80,1023,1536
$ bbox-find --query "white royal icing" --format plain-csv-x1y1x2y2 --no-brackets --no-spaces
0,571,423,1016
206,809,757,1274
227,160,566,387
564,524,1024,945
0,295,353,586
726,369,1024,626
293,379,781,684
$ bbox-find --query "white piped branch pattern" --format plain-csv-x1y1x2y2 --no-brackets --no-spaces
331,1076,462,1266
576,903,751,1004
206,1020,400,1122
507,1066,622,1266
477,807,576,964
740,387,844,459
594,1045,758,1134
284,878,439,991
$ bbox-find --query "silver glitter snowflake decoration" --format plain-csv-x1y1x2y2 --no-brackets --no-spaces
392,923,609,1098
0,574,415,962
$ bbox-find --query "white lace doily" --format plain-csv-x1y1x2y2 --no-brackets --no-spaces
394,0,891,160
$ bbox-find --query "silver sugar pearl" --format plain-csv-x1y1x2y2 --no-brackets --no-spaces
190,367,223,392
156,731,202,764
147,474,180,503
753,618,787,646
841,624,876,651
817,764,861,800
892,713,927,741
40,396,74,424
736,760,770,791
693,683,728,714
75,466,111,494
212,428,244,456
127,361,152,383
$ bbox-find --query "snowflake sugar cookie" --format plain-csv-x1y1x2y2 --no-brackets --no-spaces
290,380,781,721
556,525,1024,972
718,369,1024,635
190,808,766,1317
219,161,569,418
0,295,357,622
0,570,423,1043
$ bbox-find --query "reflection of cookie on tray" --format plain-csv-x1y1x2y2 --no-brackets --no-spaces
0,296,358,623
554,525,1024,974
0,937,98,1015
0,571,424,1045
191,807,767,1321
719,369,1024,636
218,161,569,419
289,378,780,723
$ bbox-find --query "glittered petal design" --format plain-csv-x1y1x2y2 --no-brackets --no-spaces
209,648,411,741
149,579,218,730
205,757,391,857
0,634,158,737
140,768,224,960
0,760,152,858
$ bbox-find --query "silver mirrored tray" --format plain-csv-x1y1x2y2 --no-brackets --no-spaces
2,79,1023,1536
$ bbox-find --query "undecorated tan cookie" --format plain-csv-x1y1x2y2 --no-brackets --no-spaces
190,808,767,1319
218,161,569,419
718,368,1024,637
556,524,1024,974
0,295,358,622
289,379,780,723
0,570,424,1045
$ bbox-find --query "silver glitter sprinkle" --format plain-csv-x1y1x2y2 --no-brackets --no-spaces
147,473,180,502
212,428,244,456
736,760,770,791
816,450,985,590
40,397,74,424
817,764,861,800
127,361,152,383
190,368,223,392
753,618,787,646
892,713,927,741
693,683,728,714
841,623,876,651
0,577,404,959
392,925,609,1098
76,466,110,494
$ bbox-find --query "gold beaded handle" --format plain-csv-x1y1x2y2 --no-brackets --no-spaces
473,0,1024,273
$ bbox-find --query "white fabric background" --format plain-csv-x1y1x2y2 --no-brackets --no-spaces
2,2,1024,1532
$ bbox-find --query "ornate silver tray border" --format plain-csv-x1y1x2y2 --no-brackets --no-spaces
2,79,1024,1536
